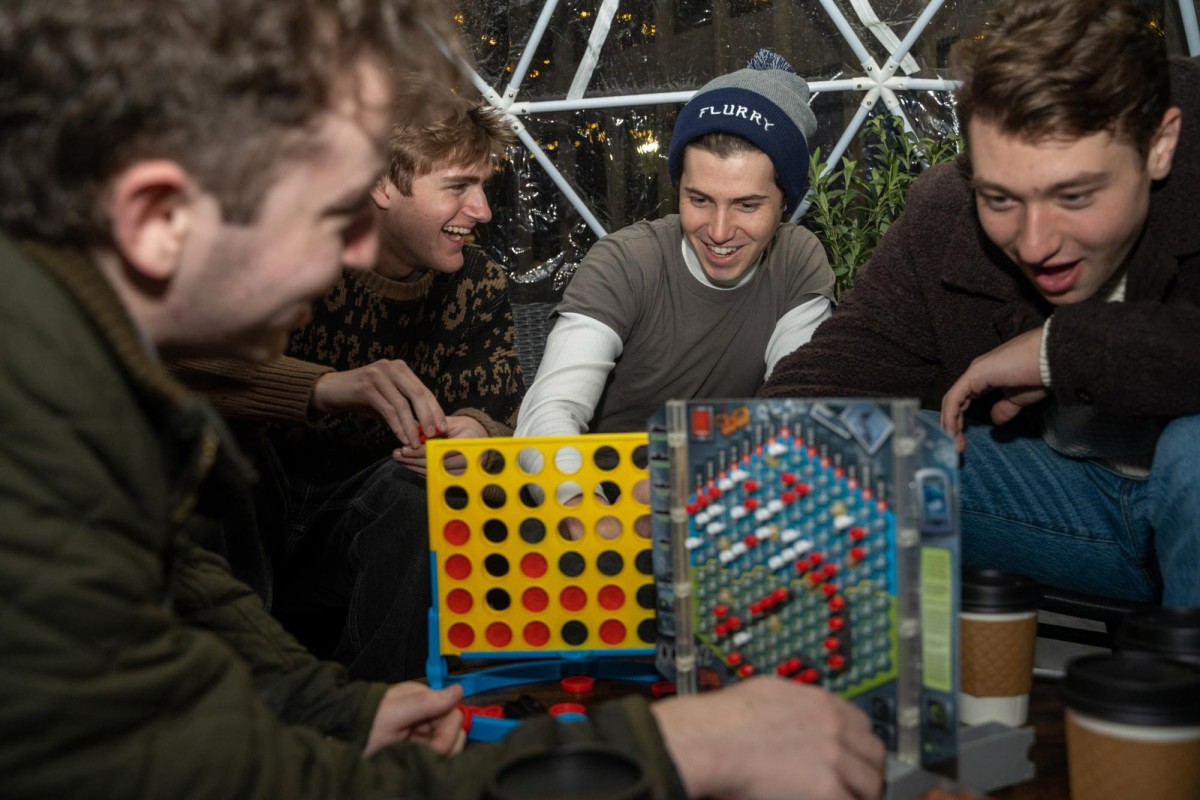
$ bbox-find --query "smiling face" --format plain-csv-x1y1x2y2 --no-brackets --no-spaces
970,110,1179,305
678,145,784,286
159,63,390,361
372,157,493,280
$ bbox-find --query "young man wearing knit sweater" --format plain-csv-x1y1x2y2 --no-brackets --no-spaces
763,0,1200,606
514,50,835,441
0,4,891,797
176,94,525,681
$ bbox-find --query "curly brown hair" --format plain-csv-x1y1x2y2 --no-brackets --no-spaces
951,0,1170,158
0,0,467,244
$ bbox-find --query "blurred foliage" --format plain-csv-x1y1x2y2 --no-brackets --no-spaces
805,114,963,297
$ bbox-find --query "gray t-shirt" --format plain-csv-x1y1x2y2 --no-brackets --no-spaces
557,215,834,432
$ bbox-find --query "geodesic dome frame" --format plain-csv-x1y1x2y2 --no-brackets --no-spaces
451,0,1199,292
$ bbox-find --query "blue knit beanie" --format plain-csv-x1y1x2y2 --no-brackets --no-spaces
667,49,816,216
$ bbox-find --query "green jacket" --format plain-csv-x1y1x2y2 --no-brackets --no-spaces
0,232,683,799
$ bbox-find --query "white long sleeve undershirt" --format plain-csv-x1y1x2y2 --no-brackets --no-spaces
514,234,833,442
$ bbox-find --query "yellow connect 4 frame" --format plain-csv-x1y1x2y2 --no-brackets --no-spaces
426,434,656,659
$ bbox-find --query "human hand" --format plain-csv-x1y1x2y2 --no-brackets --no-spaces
650,676,886,800
311,360,446,447
940,327,1047,452
364,681,465,758
392,415,488,476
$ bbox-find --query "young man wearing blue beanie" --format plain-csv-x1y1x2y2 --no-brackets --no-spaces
515,50,834,439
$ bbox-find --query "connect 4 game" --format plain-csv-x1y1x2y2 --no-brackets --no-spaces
424,433,659,722
649,398,960,769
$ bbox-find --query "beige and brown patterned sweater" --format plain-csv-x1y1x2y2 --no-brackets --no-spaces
177,246,524,483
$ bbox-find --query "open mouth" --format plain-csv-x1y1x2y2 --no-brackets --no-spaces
707,244,740,257
1031,260,1082,295
443,225,471,241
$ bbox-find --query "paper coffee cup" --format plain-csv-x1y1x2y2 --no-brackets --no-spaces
959,567,1038,727
1062,652,1200,800
1114,607,1200,667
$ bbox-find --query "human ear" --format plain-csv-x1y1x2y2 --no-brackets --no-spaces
1147,107,1182,180
108,161,194,282
370,179,392,209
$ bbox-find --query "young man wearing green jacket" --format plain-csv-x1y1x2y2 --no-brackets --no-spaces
0,2,885,799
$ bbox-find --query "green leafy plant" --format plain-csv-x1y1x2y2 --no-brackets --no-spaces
804,114,963,297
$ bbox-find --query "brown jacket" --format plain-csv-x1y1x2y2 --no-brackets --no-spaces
763,56,1200,424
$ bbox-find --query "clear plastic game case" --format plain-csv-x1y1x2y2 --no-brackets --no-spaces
648,398,960,768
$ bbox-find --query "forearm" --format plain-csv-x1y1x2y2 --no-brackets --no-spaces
513,312,622,439
170,355,330,423
1048,299,1200,417
764,294,834,379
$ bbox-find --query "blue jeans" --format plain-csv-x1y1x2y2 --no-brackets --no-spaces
948,412,1200,607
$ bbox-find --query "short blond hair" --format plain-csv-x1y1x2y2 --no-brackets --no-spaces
385,91,515,194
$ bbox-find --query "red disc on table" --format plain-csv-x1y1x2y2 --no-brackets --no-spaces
446,588,473,614
522,586,549,612
560,585,587,612
486,622,512,647
651,680,676,699
444,554,472,580
520,552,547,578
523,621,550,647
598,584,625,610
599,619,626,644
443,520,470,546
549,702,587,716
448,622,474,649
561,676,595,694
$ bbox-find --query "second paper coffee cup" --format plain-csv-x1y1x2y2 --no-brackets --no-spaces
1114,606,1200,667
1062,652,1200,800
959,567,1038,727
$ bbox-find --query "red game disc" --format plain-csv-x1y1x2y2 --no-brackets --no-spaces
549,702,587,716
650,680,676,699
561,675,595,694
